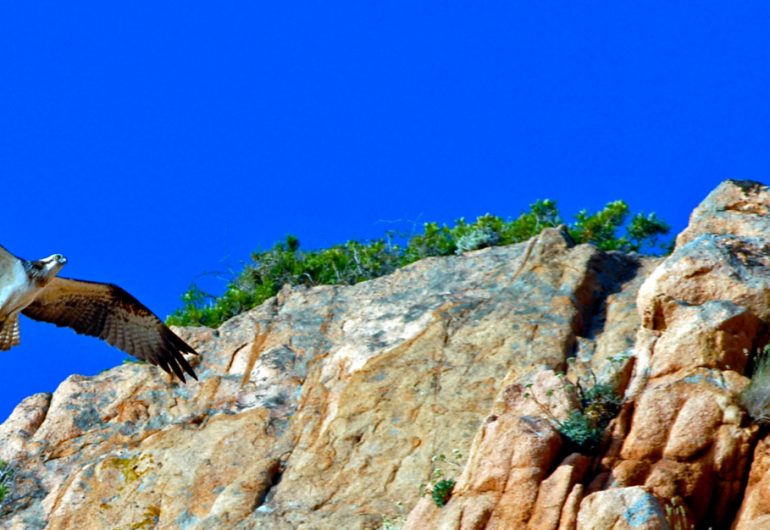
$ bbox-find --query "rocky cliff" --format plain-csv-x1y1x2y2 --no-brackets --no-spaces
2,180,770,529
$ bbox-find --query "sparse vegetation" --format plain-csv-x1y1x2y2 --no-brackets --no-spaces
557,377,622,453
419,450,463,508
0,460,13,504
168,200,670,328
525,367,623,454
556,410,605,452
741,344,770,423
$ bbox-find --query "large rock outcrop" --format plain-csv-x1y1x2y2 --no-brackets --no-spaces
2,179,770,529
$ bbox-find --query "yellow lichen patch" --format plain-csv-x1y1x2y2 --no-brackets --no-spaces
127,505,161,530
106,454,154,485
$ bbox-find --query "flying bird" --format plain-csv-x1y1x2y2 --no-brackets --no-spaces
0,244,198,382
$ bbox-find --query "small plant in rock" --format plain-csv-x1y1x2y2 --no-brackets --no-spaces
0,460,14,504
431,479,456,508
579,382,623,429
556,410,605,452
525,366,623,454
741,344,770,423
560,373,622,453
419,450,463,508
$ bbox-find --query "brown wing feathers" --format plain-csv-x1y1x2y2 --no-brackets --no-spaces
21,277,198,382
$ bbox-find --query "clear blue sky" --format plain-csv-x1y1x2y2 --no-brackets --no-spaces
1,3,768,420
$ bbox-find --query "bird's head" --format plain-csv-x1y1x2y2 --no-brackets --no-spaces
35,254,68,281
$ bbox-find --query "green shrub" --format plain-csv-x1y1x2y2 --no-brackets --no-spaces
431,479,456,508
569,201,669,252
524,370,623,454
168,200,670,328
556,378,623,453
557,410,604,452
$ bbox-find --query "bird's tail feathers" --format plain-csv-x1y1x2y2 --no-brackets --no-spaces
0,316,21,350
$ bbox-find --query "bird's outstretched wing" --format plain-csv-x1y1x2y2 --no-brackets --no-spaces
22,277,198,382
0,244,21,274
0,244,15,262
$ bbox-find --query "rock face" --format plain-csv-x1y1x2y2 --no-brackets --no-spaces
2,180,770,529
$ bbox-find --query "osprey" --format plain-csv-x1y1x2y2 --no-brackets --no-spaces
0,244,198,382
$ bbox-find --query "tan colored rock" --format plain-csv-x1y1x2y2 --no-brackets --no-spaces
557,483,583,530
0,226,652,529
734,436,770,529
620,369,747,462
648,301,757,377
638,235,770,328
45,407,277,530
604,367,755,525
411,179,770,530
610,180,770,529
5,180,770,529
404,368,618,530
576,487,669,530
588,254,661,376
676,179,770,247
528,453,589,530
736,516,770,530
402,395,564,530
0,393,50,463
